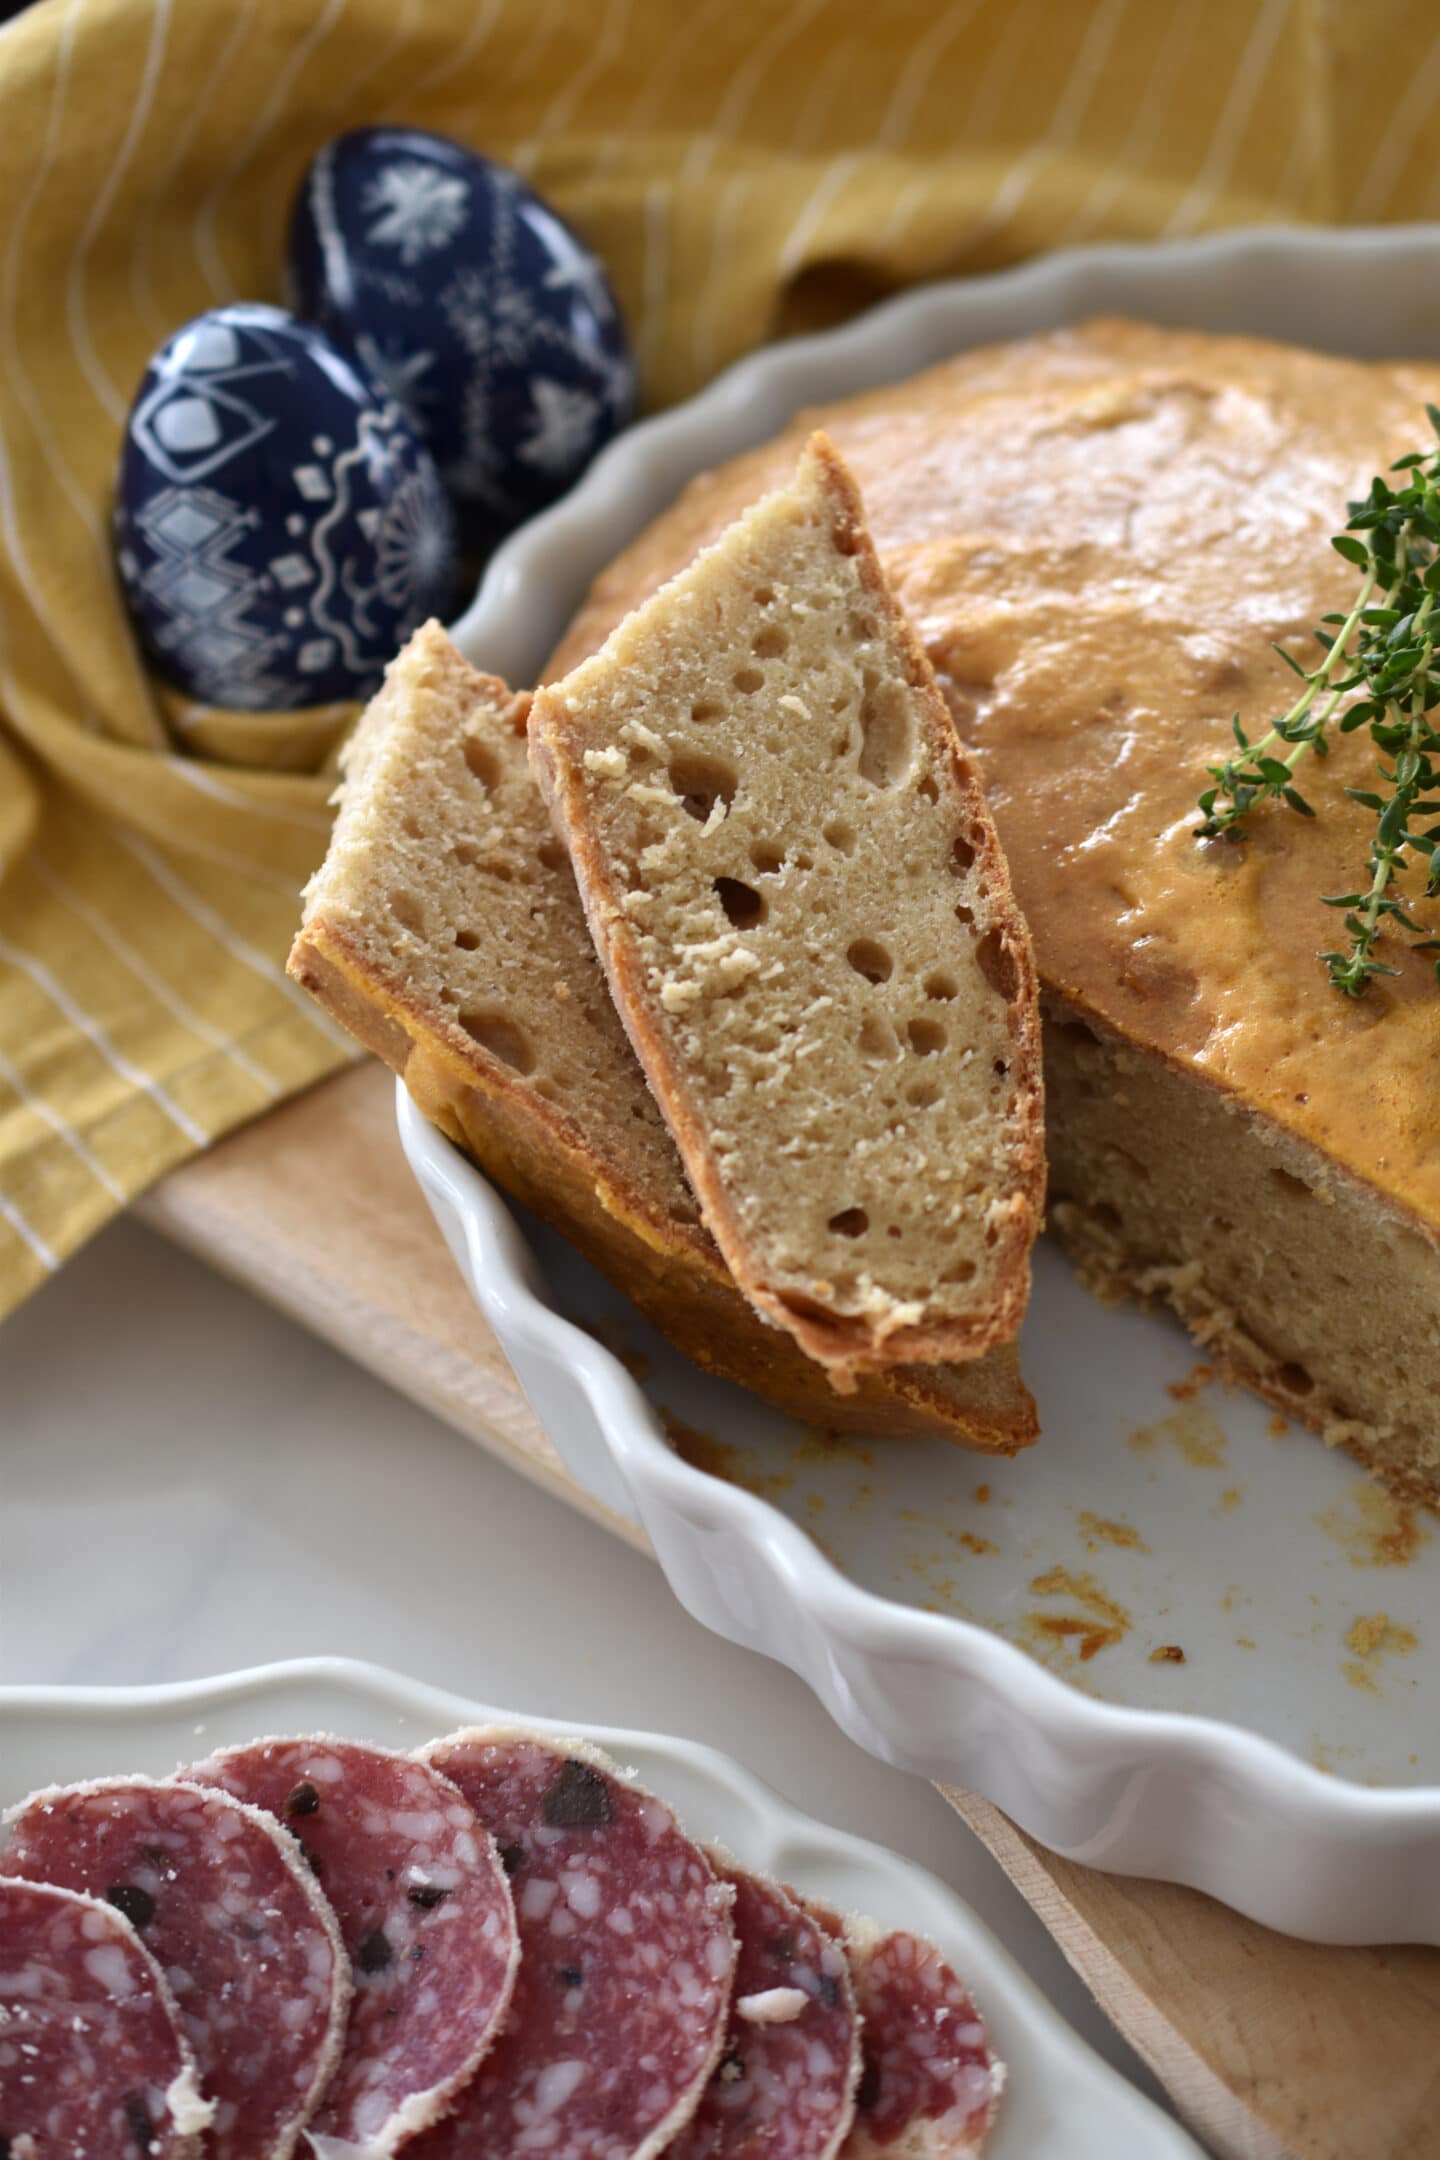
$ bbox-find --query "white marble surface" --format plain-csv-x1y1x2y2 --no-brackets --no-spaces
2,1215,1181,2134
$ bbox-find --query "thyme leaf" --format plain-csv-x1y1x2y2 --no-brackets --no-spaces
1193,416,1440,995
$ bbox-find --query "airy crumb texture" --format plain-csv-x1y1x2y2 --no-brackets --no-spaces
529,435,1043,1377
289,623,1037,1452
1045,996,1440,1504
292,619,691,1230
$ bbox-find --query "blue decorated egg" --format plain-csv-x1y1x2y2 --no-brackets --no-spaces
288,127,636,549
114,302,458,710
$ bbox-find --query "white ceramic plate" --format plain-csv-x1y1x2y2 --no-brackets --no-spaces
416,226,1440,1944
0,1659,1197,2160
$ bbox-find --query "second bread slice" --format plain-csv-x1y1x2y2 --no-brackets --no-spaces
530,434,1044,1378
289,622,1037,1451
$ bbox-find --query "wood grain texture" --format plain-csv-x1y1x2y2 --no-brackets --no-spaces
142,1065,1440,2160
943,1789,1440,2160
137,1062,647,1553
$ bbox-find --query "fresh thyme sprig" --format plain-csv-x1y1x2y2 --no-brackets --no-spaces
1194,410,1440,995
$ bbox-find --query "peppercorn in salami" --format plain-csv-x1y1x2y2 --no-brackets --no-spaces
0,1877,213,2159
412,1729,737,2160
187,1736,519,2149
1,1777,349,2160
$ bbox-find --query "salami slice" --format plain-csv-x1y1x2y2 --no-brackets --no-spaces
186,1735,519,2150
1,1777,350,2160
410,1728,737,2160
0,1877,213,2159
805,1903,1001,2158
670,1859,859,2160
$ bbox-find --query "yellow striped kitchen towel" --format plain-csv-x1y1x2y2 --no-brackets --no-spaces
0,0,1436,1315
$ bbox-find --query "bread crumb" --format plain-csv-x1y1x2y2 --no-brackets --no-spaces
1077,1510,1149,1553
584,746,627,778
1025,1567,1130,1661
1346,1611,1389,1658
621,719,668,755
1344,1612,1419,1658
1166,1362,1217,1401
1149,1644,1186,1664
661,979,702,1013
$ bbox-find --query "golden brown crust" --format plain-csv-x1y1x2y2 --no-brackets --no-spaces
289,918,1036,1451
540,318,1440,1492
811,432,1046,1350
530,434,1043,1378
544,320,1440,1245
287,626,1037,1451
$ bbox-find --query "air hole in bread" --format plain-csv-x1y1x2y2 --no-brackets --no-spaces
390,889,425,936
752,585,775,605
831,730,852,758
941,1258,977,1284
955,902,975,927
907,1017,945,1056
753,624,789,660
858,1014,897,1061
460,1009,535,1074
669,751,738,820
917,774,939,805
402,813,423,840
823,820,856,855
847,937,892,983
976,927,1020,1003
537,837,567,871
849,612,878,642
952,834,977,873
463,736,501,789
750,841,785,875
691,700,722,724
1277,1360,1315,1396
1271,1167,1311,1199
733,666,765,695
993,1057,1009,1078
907,1079,941,1108
923,970,958,1001
454,929,480,951
715,876,765,928
828,1207,869,1239
452,841,478,867
857,672,914,787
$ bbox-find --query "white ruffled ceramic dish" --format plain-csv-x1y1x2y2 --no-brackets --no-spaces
0,1659,1197,2159
411,227,1440,1946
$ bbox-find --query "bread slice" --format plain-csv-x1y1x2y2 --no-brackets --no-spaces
528,435,1043,1381
544,322,1440,1501
288,621,1037,1452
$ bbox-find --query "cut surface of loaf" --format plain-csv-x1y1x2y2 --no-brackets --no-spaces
544,320,1440,1500
288,621,1037,1452
529,435,1044,1378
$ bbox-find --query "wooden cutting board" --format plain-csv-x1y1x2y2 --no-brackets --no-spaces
140,1063,1440,2160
